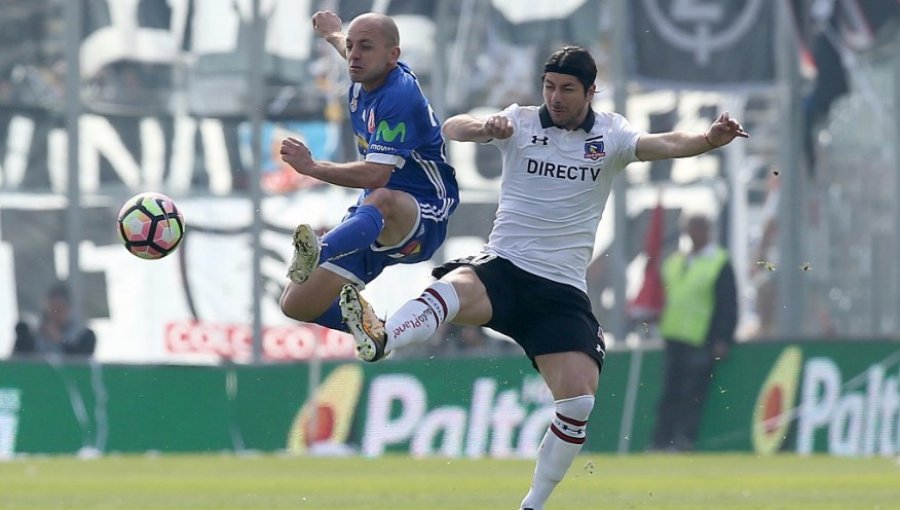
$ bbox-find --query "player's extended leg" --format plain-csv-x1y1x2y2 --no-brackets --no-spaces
520,352,599,510
282,188,420,328
340,267,492,361
280,265,352,330
287,188,419,284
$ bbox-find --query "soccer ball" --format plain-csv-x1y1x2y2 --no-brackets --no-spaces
116,192,186,260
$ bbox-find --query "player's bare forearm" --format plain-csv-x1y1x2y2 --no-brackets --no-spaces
324,33,348,60
280,137,390,188
312,10,348,60
443,113,513,143
304,160,392,189
442,115,493,143
637,112,748,161
636,131,713,161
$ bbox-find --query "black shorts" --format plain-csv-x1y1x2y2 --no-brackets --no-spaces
433,254,605,373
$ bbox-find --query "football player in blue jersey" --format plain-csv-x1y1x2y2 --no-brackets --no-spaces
278,11,458,335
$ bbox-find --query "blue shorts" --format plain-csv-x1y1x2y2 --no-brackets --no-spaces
320,198,455,287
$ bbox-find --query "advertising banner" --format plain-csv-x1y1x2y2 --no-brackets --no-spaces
291,356,638,457
1,341,897,457
0,354,637,456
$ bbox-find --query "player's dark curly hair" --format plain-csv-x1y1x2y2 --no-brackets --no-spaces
542,46,597,94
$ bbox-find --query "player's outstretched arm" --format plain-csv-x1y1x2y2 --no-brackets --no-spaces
636,112,748,161
442,113,513,143
312,10,348,60
280,137,392,189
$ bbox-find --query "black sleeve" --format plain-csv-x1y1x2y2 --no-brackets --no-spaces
64,328,97,356
708,261,738,346
13,321,35,354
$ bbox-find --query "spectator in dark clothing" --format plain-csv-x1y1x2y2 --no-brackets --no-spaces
13,282,95,358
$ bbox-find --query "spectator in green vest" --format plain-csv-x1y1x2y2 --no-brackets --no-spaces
651,213,737,452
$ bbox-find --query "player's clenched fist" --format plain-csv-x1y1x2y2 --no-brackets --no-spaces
312,10,342,38
705,111,749,148
280,137,314,174
483,115,514,140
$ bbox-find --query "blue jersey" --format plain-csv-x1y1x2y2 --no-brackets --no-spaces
349,62,458,222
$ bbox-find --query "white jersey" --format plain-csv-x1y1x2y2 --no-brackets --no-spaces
484,104,643,292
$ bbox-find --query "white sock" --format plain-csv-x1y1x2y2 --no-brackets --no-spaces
384,280,460,353
520,395,595,510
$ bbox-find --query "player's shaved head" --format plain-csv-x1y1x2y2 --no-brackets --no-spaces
350,12,400,48
344,12,401,90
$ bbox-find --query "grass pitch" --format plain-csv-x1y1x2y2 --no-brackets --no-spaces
1,453,898,509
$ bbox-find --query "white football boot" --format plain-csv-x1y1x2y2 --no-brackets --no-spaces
286,224,320,284
339,284,387,362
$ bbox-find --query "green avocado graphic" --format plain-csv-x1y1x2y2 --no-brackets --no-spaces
752,346,803,455
287,364,363,454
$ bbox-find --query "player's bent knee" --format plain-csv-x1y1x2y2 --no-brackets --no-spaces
442,268,484,300
361,188,395,212
442,269,491,323
362,188,417,222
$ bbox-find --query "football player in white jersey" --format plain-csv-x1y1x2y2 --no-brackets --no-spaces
339,46,748,510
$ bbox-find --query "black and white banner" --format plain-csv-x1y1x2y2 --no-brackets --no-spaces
630,0,777,89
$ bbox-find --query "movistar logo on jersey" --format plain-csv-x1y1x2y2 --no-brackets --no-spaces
376,120,406,143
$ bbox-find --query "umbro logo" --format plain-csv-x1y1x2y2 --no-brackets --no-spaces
531,135,549,145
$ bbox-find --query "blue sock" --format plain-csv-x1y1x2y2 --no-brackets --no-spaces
312,300,349,332
319,205,384,264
